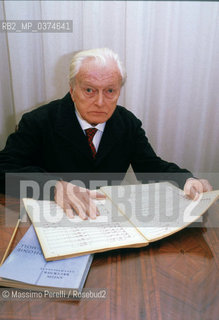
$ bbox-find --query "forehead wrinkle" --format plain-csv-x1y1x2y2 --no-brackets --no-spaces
79,70,120,83
76,60,122,85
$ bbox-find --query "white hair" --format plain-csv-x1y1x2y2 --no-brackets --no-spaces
69,48,127,87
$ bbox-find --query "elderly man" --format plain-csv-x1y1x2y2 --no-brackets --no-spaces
0,48,212,219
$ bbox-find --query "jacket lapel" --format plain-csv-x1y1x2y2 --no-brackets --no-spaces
56,94,92,161
95,108,124,165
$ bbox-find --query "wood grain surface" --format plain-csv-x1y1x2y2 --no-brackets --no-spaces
0,194,219,320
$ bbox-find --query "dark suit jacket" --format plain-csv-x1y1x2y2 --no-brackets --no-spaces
0,93,191,196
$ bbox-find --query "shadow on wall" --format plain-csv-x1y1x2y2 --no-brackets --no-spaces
15,51,78,125
52,51,76,99
0,114,16,150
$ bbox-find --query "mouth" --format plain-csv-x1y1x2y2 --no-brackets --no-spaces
89,111,107,116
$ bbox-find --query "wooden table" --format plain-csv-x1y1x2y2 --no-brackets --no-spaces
1,194,219,320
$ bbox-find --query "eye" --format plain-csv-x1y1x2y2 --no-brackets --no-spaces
104,89,114,96
86,88,93,93
104,88,116,98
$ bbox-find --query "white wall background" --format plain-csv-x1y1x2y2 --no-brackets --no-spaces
1,1,219,181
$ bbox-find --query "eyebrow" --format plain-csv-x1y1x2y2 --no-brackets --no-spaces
80,82,96,87
80,82,118,88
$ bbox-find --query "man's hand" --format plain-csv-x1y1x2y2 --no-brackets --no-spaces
54,180,106,220
184,178,213,200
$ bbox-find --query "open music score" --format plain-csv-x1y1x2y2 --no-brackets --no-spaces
23,182,219,261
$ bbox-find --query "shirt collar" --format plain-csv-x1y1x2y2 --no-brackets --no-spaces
75,108,106,133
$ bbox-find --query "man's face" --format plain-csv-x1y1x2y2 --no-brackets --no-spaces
70,59,122,125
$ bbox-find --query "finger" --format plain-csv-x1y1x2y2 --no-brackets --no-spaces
89,190,106,199
88,190,105,216
55,196,75,219
184,179,203,193
191,186,201,200
199,179,213,192
184,186,199,200
63,203,75,219
184,179,201,200
82,190,105,217
87,201,98,219
77,208,88,220
70,186,95,218
72,187,105,211
69,197,88,220
184,181,193,197
54,181,88,219
73,205,88,220
190,179,212,194
81,193,99,219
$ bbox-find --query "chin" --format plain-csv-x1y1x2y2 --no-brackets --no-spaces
87,116,107,125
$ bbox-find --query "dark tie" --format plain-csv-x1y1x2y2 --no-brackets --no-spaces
85,128,98,158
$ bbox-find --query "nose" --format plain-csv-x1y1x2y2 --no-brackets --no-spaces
95,91,104,107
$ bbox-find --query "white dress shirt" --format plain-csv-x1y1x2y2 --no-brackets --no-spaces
75,109,106,152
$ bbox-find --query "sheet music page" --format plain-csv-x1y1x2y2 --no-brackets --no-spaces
23,198,147,260
101,183,219,242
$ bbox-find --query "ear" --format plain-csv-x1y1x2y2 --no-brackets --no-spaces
69,85,74,101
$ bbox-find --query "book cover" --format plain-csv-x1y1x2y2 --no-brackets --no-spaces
0,225,93,296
